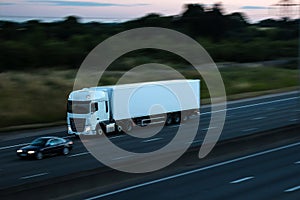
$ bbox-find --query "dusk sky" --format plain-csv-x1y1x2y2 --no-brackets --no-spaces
0,0,299,23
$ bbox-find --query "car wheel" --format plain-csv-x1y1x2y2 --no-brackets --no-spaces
36,152,43,160
62,147,69,155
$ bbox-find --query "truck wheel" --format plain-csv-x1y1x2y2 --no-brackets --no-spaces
96,126,104,135
116,125,123,133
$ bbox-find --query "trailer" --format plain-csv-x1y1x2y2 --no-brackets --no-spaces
67,79,200,135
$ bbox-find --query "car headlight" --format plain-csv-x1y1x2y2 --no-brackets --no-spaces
17,149,23,153
85,126,91,132
68,141,73,145
28,150,36,154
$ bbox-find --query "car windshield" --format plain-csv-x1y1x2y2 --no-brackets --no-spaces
31,138,48,146
67,100,90,114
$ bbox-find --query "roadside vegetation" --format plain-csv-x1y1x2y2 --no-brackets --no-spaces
0,66,298,128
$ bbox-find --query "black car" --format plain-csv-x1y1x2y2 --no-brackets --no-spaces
16,136,73,160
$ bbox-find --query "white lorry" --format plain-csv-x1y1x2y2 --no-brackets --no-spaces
67,79,200,136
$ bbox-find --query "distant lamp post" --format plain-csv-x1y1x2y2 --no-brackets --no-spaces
272,0,300,122
272,0,298,18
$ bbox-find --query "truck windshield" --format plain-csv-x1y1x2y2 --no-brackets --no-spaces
67,100,90,114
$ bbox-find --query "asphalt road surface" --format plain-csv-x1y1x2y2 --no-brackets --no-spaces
0,91,299,194
86,139,300,200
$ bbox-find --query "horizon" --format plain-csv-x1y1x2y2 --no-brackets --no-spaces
0,0,299,23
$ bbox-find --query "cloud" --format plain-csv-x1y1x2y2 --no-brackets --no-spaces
28,1,150,7
240,6,270,10
0,2,15,6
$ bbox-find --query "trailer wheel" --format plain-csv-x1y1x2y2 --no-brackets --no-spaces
125,121,133,132
182,115,188,121
165,114,173,126
173,113,181,124
181,111,189,121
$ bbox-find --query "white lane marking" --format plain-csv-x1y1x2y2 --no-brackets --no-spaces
149,121,165,125
294,161,300,164
63,135,76,139
85,141,300,200
284,185,300,193
170,125,181,128
113,155,133,161
202,127,216,131
1,137,74,151
187,139,203,144
252,117,266,120
242,128,258,132
0,137,73,151
201,96,299,115
289,119,299,122
189,115,199,119
20,172,48,180
230,176,254,184
110,135,126,139
0,143,29,151
266,107,275,111
68,152,89,157
142,138,163,143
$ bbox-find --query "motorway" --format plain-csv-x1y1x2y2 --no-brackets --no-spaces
0,91,299,198
85,139,300,200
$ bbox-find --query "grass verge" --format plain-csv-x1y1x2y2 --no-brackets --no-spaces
0,66,298,129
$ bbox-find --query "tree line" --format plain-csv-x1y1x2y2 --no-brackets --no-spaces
0,3,298,72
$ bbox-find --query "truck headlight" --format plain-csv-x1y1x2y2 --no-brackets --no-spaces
28,151,36,154
85,126,91,132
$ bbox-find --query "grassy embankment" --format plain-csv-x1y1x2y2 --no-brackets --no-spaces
0,66,298,130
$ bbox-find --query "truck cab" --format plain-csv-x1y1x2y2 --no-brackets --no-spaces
67,88,112,135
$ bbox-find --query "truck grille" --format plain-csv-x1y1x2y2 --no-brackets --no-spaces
70,118,86,132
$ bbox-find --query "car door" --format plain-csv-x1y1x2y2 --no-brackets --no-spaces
90,102,99,129
53,138,65,153
43,139,56,155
